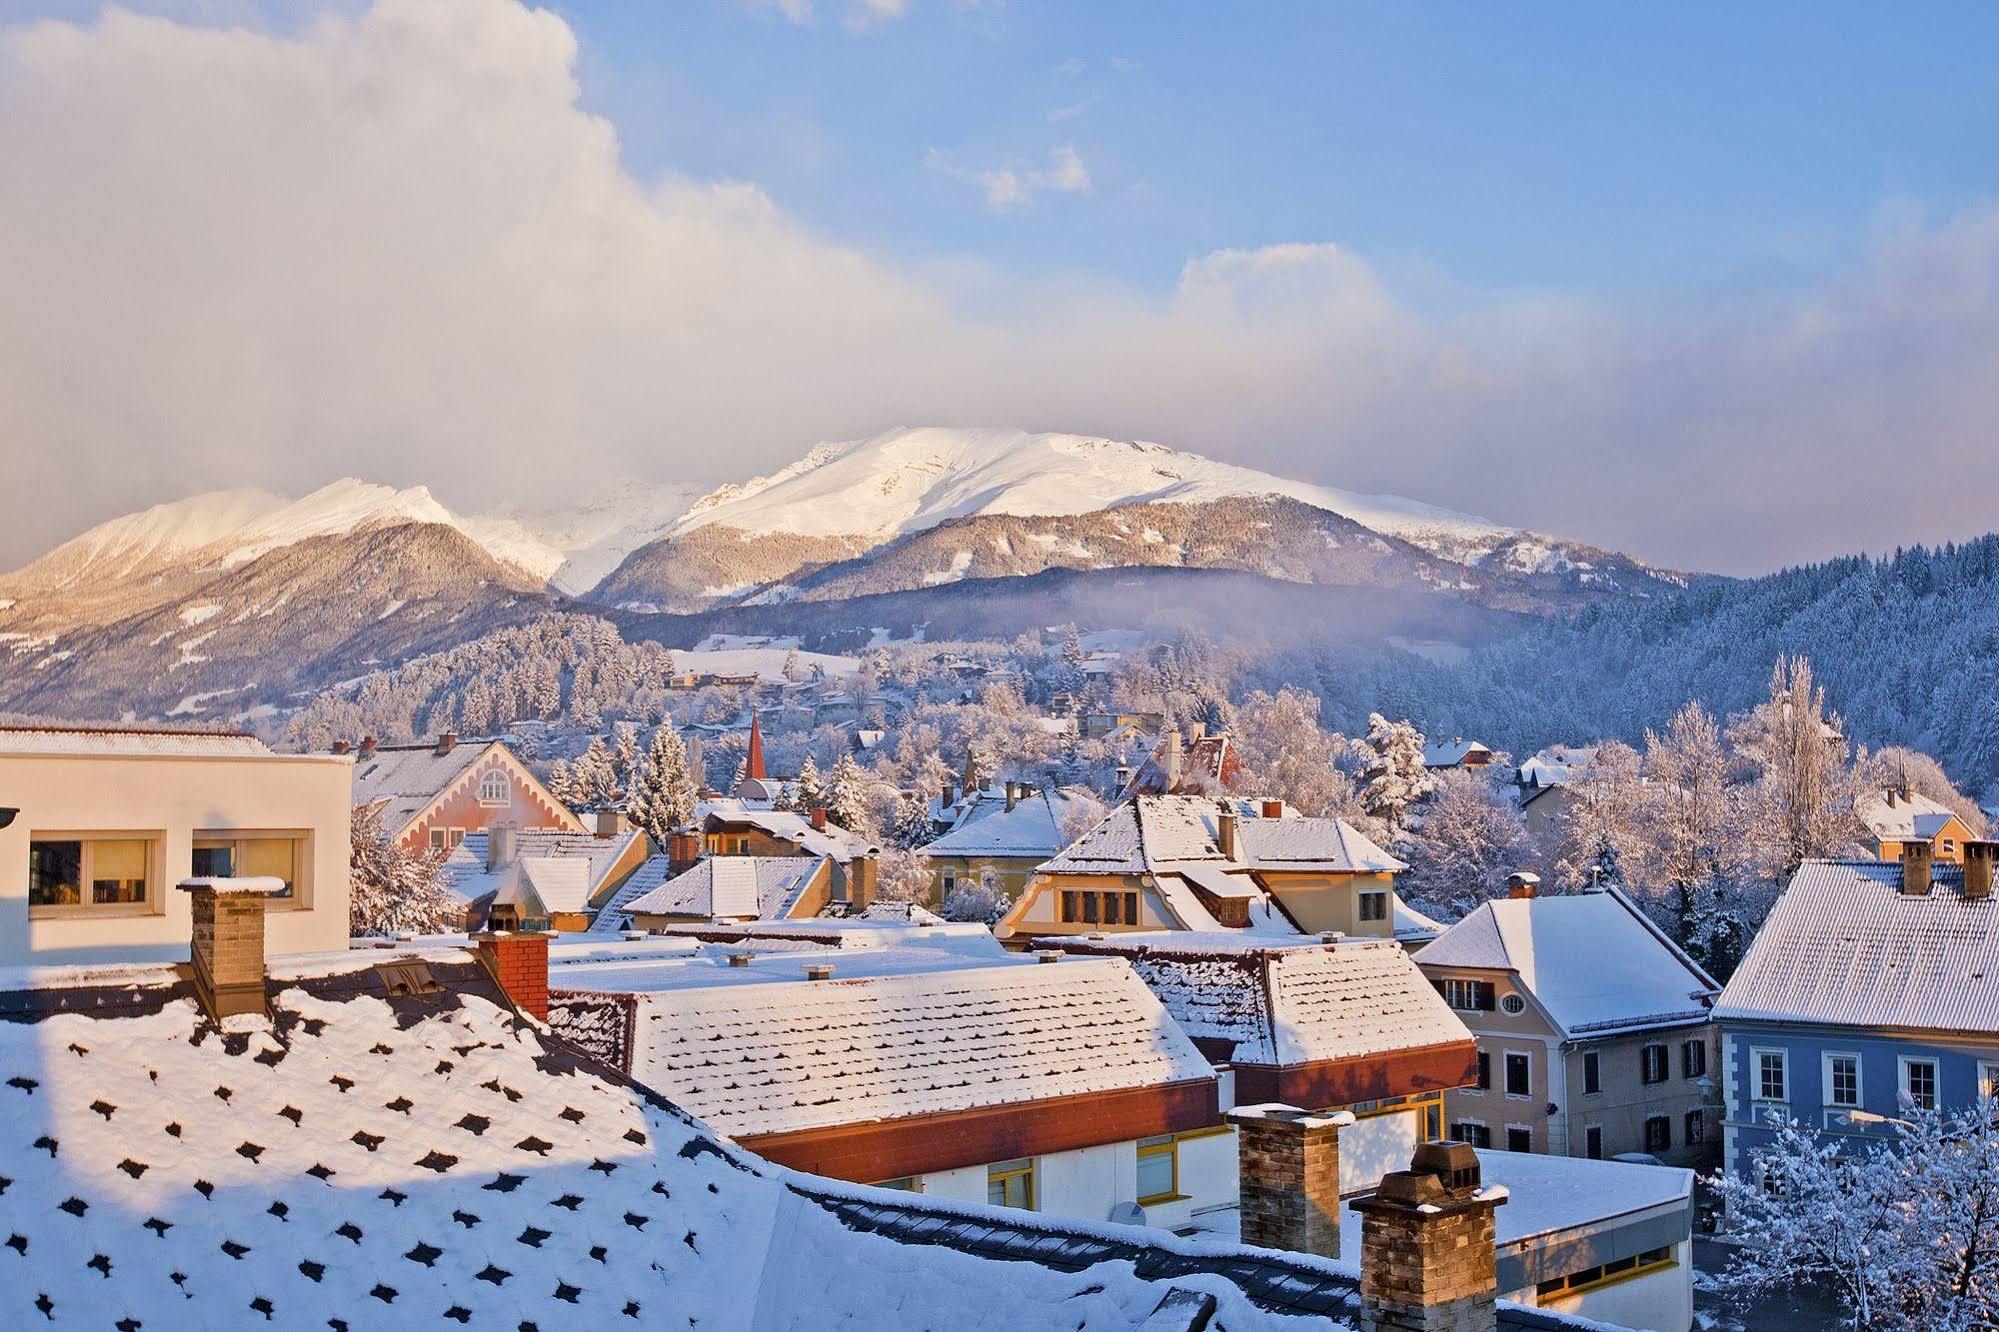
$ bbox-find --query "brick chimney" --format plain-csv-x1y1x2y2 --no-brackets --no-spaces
1225,1104,1353,1259
487,821,519,872
1965,840,1998,901
435,731,457,755
1903,840,1935,896
473,931,550,1022
809,807,828,831
179,876,281,1019
1506,871,1540,901
359,735,378,759
1261,799,1284,820
1217,809,1240,861
1005,781,1019,812
1354,1141,1507,1332
849,854,878,909
595,809,627,840
668,828,702,873
331,739,351,755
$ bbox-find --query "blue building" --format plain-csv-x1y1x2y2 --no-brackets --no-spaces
1715,846,1999,1188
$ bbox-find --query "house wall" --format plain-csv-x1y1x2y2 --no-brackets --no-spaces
0,749,353,966
1424,964,1565,1153
996,873,1176,942
1720,1021,1999,1186
1565,1027,1717,1167
402,746,579,850
1509,1237,1694,1332
704,827,802,857
883,1132,1238,1229
1339,1105,1422,1195
927,854,1040,906
1263,870,1398,938
1874,816,1975,863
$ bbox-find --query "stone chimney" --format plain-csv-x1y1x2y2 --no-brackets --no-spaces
1965,840,1998,901
804,961,835,981
179,877,281,1020
1005,781,1019,812
331,739,351,755
1225,1104,1353,1259
1261,799,1284,820
595,809,627,839
473,930,550,1021
941,783,957,811
1506,871,1541,901
849,854,878,910
487,821,519,872
1161,726,1183,792
359,735,378,759
810,807,828,831
668,828,702,873
1353,1141,1508,1332
1217,809,1240,861
1903,840,1935,896
435,731,457,756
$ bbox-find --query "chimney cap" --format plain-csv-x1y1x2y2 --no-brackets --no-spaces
1506,871,1542,899
178,875,286,896
1033,949,1064,964
803,961,836,980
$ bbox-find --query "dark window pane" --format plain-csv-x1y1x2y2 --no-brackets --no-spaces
29,840,82,907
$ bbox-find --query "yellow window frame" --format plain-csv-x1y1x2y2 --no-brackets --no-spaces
1136,1134,1181,1206
987,1158,1035,1211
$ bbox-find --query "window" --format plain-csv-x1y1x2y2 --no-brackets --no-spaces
874,1176,921,1193
1059,889,1139,926
1505,1051,1531,1098
1584,1125,1603,1159
478,770,510,804
1422,1099,1443,1140
1582,1050,1602,1096
1439,979,1496,1012
1644,1116,1672,1153
1506,1126,1533,1153
1641,1044,1669,1085
1136,1135,1180,1205
29,837,155,915
1825,1053,1861,1108
1473,1051,1491,1092
1754,1049,1788,1104
1682,1039,1707,1079
1500,993,1526,1015
1684,1110,1705,1145
987,1158,1035,1210
1535,1247,1676,1301
428,828,466,850
940,869,957,894
1450,1121,1491,1148
1981,1062,1999,1101
1358,891,1388,922
1903,1058,1939,1112
193,835,304,902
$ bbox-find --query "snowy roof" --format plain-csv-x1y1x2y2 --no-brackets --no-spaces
615,958,1214,1139
1517,744,1594,787
0,724,281,758
620,856,827,922
1715,860,1999,1034
348,738,494,801
440,829,641,906
0,947,1363,1330
1035,936,1469,1068
702,806,876,861
924,785,1099,859
549,928,1016,996
1856,789,1965,842
849,900,947,925
1421,739,1492,768
1041,796,1402,876
1416,887,1719,1037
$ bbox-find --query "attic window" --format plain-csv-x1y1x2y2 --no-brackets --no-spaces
478,771,510,805
375,962,440,997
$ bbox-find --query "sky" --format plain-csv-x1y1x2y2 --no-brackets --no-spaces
3,0,1998,575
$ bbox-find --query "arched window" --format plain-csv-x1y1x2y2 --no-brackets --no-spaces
478,770,510,805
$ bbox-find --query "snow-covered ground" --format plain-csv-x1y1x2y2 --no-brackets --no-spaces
676,644,859,680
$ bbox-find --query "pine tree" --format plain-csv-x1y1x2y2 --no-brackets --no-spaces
794,754,826,812
888,795,933,850
613,724,641,794
348,804,462,937
1360,714,1433,838
826,752,874,835
571,736,619,812
629,724,699,842
545,757,577,809
782,647,804,682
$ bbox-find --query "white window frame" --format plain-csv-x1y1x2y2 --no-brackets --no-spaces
1980,1061,1999,1101
477,769,511,806
1900,1056,1939,1112
1823,1051,1862,1109
1752,1047,1788,1106
193,830,310,910
1500,992,1526,1015
1449,1119,1490,1148
1504,1049,1533,1100
1640,1042,1669,1086
1504,1123,1534,1154
26,832,163,919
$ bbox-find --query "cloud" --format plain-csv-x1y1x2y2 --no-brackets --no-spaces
927,143,1091,210
745,0,909,28
3,0,1999,577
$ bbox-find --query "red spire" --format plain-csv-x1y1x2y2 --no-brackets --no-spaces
745,711,767,781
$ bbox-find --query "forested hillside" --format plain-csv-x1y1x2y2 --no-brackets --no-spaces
1311,537,1999,799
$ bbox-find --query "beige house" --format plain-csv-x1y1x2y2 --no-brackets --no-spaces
920,781,1101,904
997,795,1422,945
0,724,353,966
1416,877,1721,1168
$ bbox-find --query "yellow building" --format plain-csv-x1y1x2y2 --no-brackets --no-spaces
922,781,1101,904
995,794,1432,947
1857,789,1980,864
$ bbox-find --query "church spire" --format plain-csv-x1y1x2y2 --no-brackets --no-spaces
745,710,767,781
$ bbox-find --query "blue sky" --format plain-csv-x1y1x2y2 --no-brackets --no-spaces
558,2,1999,301
4,0,1999,573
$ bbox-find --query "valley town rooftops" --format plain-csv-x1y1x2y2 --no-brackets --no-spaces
923,784,1101,858
1040,794,1403,876
1033,934,1471,1069
440,828,641,906
702,804,877,861
607,956,1214,1140
0,945,1379,1330
1417,885,1719,1037
618,855,828,922
1716,859,1999,1034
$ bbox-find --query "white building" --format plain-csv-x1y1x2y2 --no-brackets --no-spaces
0,724,352,966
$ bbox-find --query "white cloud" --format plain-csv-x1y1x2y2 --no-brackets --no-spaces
746,0,910,28
3,0,1999,576
927,143,1091,210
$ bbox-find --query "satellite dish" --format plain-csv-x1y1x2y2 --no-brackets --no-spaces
1108,1201,1146,1227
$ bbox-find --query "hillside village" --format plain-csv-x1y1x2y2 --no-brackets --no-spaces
4,605,1997,1331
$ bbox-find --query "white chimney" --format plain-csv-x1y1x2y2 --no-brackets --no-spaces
487,822,519,872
